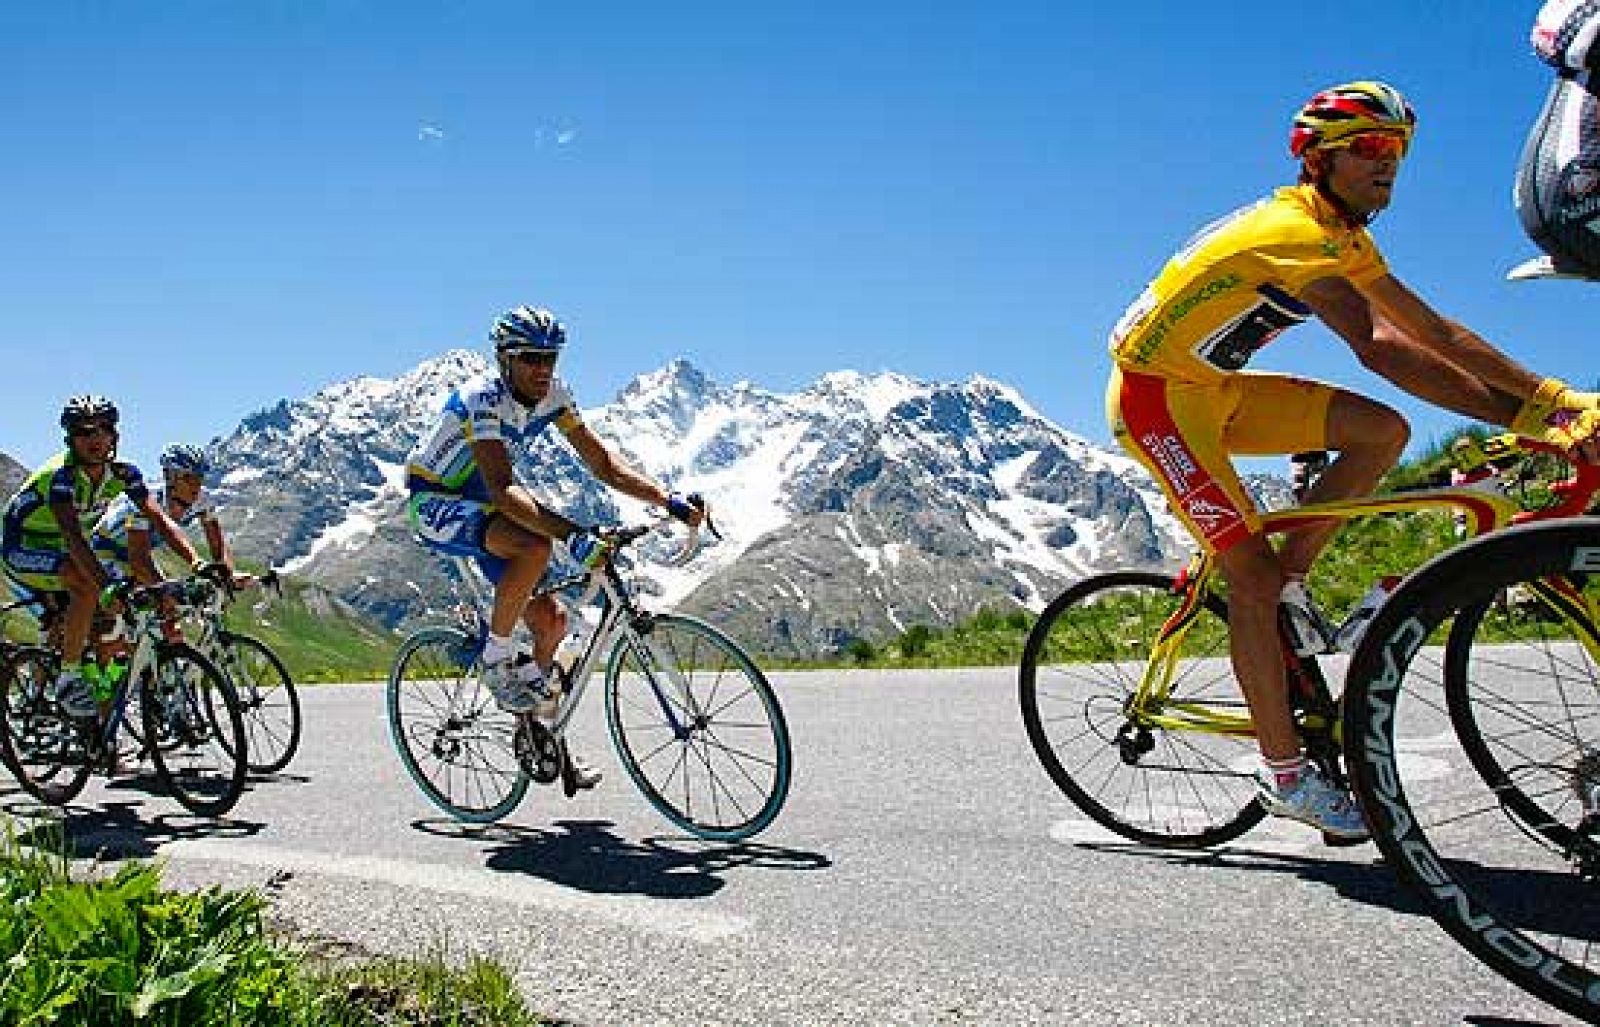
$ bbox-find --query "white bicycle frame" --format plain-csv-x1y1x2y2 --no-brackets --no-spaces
445,521,707,741
98,586,194,746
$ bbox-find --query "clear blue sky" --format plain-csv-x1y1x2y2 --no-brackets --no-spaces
1,1,1590,472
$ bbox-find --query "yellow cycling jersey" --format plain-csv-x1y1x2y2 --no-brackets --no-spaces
1108,184,1390,382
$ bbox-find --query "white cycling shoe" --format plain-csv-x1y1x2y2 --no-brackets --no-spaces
481,659,545,714
1257,765,1369,841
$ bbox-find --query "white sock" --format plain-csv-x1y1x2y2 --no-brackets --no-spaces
1262,755,1306,792
482,633,514,665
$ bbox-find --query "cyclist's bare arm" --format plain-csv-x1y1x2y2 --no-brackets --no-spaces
1364,274,1545,399
1301,273,1529,425
565,422,704,528
470,437,579,539
140,493,201,568
126,528,164,586
200,515,235,573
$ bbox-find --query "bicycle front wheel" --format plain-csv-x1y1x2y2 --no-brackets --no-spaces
217,632,302,774
0,645,91,806
605,614,792,842
387,627,528,823
1345,518,1600,1023
1019,571,1266,848
143,644,249,817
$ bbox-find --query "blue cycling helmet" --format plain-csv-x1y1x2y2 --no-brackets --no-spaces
491,305,567,402
490,305,566,356
159,443,211,479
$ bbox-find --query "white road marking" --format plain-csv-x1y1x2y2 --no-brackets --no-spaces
162,839,750,943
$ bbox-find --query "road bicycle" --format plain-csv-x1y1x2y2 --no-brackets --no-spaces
180,567,302,774
387,514,793,842
1018,433,1600,1015
0,577,249,817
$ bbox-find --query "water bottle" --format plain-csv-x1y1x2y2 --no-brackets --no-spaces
553,621,592,678
1334,576,1402,654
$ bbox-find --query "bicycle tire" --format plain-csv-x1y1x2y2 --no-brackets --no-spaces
0,645,91,806
1345,518,1600,1022
143,643,249,817
216,632,302,774
604,614,792,842
1019,570,1267,848
387,626,528,823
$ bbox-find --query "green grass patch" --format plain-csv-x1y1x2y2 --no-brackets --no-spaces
0,824,547,1026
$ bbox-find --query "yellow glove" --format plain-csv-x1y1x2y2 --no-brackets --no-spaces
1522,401,1600,452
1511,378,1570,438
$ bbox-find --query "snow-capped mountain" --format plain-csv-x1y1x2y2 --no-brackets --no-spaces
206,352,1268,657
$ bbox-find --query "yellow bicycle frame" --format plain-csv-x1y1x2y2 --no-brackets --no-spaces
1130,485,1525,740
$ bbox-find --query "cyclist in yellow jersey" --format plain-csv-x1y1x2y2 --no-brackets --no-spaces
1105,80,1600,839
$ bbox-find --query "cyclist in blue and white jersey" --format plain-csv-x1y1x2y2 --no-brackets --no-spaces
405,306,704,750
92,443,250,604
1,396,202,719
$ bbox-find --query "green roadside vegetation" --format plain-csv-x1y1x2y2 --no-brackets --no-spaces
0,824,547,1026
216,570,396,683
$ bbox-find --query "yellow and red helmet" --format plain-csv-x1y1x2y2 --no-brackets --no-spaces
1289,80,1416,159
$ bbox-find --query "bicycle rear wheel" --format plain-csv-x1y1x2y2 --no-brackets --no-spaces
143,644,249,817
1345,519,1600,1022
387,627,528,823
1019,571,1266,847
605,614,792,842
0,645,91,806
216,632,302,774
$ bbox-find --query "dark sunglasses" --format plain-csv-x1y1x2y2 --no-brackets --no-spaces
68,422,116,438
511,350,559,367
1336,132,1407,162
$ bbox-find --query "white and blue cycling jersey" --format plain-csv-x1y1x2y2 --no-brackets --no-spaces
90,487,216,569
404,372,582,501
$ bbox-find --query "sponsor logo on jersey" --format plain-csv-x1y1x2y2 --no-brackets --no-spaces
1139,432,1201,493
5,549,61,574
1181,483,1248,549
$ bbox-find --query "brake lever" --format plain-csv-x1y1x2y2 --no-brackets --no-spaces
665,495,721,567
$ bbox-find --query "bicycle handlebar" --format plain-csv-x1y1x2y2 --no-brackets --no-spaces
1507,435,1600,523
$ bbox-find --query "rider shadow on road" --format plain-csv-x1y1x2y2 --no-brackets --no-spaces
3,797,264,861
1081,838,1600,943
414,817,831,899
1075,839,1426,916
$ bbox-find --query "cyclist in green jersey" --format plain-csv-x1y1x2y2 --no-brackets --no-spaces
1,396,202,719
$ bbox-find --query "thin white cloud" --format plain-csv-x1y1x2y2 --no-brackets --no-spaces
555,129,578,146
417,122,446,143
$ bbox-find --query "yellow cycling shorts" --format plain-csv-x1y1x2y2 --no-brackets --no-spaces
1107,367,1337,554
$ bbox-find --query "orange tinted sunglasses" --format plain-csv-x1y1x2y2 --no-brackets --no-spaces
1338,132,1407,162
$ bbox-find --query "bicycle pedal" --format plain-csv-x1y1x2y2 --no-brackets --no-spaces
1320,830,1369,849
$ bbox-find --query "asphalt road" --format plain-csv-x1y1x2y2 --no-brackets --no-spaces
4,668,1583,1026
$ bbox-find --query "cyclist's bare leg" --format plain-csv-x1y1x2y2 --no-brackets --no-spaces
1276,391,1408,577
1215,534,1299,761
521,593,567,669
482,517,554,639
59,560,99,668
